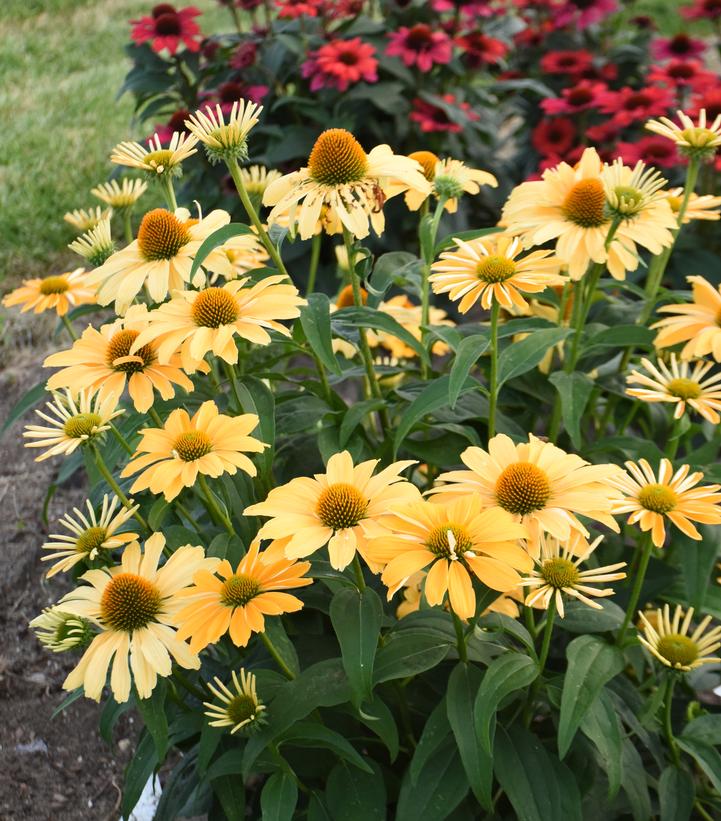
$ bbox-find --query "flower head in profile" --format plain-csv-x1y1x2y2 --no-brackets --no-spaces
44,305,195,413
301,38,378,93
431,233,563,312
2,268,96,316
404,156,497,213
59,533,217,701
130,5,203,55
646,109,721,159
238,165,283,210
42,494,139,578
245,451,422,571
127,276,303,374
64,207,112,233
386,24,453,72
611,458,721,547
174,540,312,650
664,187,721,222
121,400,266,501
520,532,626,618
111,131,198,178
207,232,270,284
366,495,531,619
30,607,94,653
91,179,148,211
626,355,721,424
23,390,123,462
431,434,622,544
652,276,721,362
185,100,262,163
86,206,231,314
639,604,721,671
204,669,266,734
264,128,430,241
68,218,115,267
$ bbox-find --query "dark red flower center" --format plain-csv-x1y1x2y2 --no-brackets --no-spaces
646,142,674,159
218,81,246,102
668,34,694,55
155,12,182,36
567,87,593,106
338,49,359,65
406,24,433,49
668,63,695,80
624,92,652,109
167,108,190,132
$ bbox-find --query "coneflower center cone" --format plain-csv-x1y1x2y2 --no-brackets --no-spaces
100,573,162,631
308,129,369,187
495,462,552,515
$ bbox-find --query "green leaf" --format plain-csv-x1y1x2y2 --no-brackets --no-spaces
197,722,223,776
189,222,252,280
579,689,623,798
658,766,694,821
409,700,451,785
620,738,652,821
333,306,429,364
497,328,572,388
397,737,469,821
370,251,420,296
339,399,385,447
261,771,298,821
374,630,451,683
325,761,386,821
135,680,169,762
474,653,539,758
680,527,720,610
582,325,654,356
300,293,342,376
51,688,84,718
211,773,245,821
476,613,536,656
329,586,382,705
234,376,276,478
99,697,131,746
677,736,721,794
547,372,594,449
558,636,623,758
555,599,625,634
148,497,170,530
447,664,492,808
263,618,300,678
683,713,721,745
448,334,490,409
0,380,46,438
280,721,373,773
308,793,333,821
356,698,399,762
436,226,503,254
121,731,158,820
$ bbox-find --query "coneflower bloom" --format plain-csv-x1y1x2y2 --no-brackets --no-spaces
626,355,721,424
91,178,148,210
204,669,267,735
111,131,198,178
238,165,283,210
42,494,138,578
44,305,195,413
639,604,721,671
64,207,112,233
68,218,116,267
30,607,93,653
652,276,721,362
386,24,453,72
207,232,269,283
611,458,721,547
23,390,123,462
520,532,626,618
174,540,312,650
2,268,96,316
185,100,262,163
404,156,498,213
646,109,721,159
59,533,218,702
130,5,203,55
665,188,721,222
301,38,378,93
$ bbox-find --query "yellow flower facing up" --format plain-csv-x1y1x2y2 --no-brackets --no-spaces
121,400,266,502
174,540,312,650
430,233,564,312
404,155,498,213
58,533,218,702
245,451,422,571
611,458,721,547
204,669,267,735
626,354,721,424
111,131,198,178
646,109,721,159
128,276,304,374
44,304,195,413
639,604,721,671
30,607,93,653
263,128,431,240
652,276,721,362
186,100,262,163
365,495,531,620
42,494,139,578
68,218,115,267
519,532,626,618
431,434,621,544
665,188,721,223
64,207,112,233
2,268,96,317
91,178,148,210
23,389,123,462
86,206,231,315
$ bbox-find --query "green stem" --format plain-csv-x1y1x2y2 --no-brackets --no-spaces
226,156,291,281
693,801,715,821
666,415,684,461
61,315,78,341
306,233,321,296
109,422,134,456
261,630,295,679
122,209,133,244
173,668,206,701
159,175,177,211
537,597,556,675
487,299,501,439
197,473,234,535
148,407,164,428
351,555,366,592
419,199,446,380
452,610,468,663
223,361,245,414
663,676,681,766
617,532,654,644
90,444,148,532
173,498,204,539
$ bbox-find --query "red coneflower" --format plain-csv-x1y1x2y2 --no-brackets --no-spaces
684,0,721,20
598,85,675,128
540,49,594,76
410,94,479,133
301,38,378,92
130,5,202,55
531,118,577,157
616,136,680,169
648,60,716,92
386,24,453,72
541,80,606,115
456,32,508,69
651,33,706,61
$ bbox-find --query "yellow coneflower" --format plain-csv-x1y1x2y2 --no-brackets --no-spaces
665,188,721,223
204,669,266,734
42,494,139,578
174,540,312,650
1,268,96,316
263,128,431,240
23,390,123,462
612,458,721,547
652,276,721,362
519,532,626,618
208,232,269,283
68,217,116,267
646,109,721,159
64,207,112,233
121,400,266,501
30,607,94,653
626,355,721,424
239,164,282,209
91,178,148,210
185,100,262,163
638,604,721,671
404,155,498,213
365,295,453,359
111,131,198,178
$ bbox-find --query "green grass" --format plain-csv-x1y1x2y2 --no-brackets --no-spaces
0,0,227,281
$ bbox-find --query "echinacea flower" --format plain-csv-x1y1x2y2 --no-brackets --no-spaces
127,277,303,373
541,81,607,116
301,38,378,93
130,5,202,55
365,495,531,619
646,109,721,159
238,165,283,210
185,100,262,164
531,118,577,158
42,494,139,578
204,669,266,734
30,607,94,653
552,0,618,29
64,207,112,232
626,355,721,424
684,0,721,21
68,218,115,267
111,131,198,178
87,206,231,314
404,157,497,213
121,400,266,501
597,85,675,128
520,532,626,618
386,24,453,72
648,60,716,92
540,50,594,76
23,390,123,462
174,540,312,650
263,128,430,241
44,304,195,413
430,433,622,543
365,295,453,359
207,232,270,283
2,268,96,316
430,233,563,312
456,32,508,69
652,276,721,362
245,451,422,570
638,604,721,671
611,458,721,547
616,136,679,169
59,533,218,701
665,188,721,222
410,94,479,133
91,178,148,210
651,33,706,62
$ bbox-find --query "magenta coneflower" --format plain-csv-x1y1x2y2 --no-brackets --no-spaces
552,0,618,30
684,0,721,20
130,4,202,55
541,80,606,116
275,0,322,18
540,49,594,76
301,38,378,92
598,85,675,128
648,60,716,92
616,136,680,169
386,24,453,72
410,94,479,134
455,32,508,69
651,33,706,61
532,118,577,157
